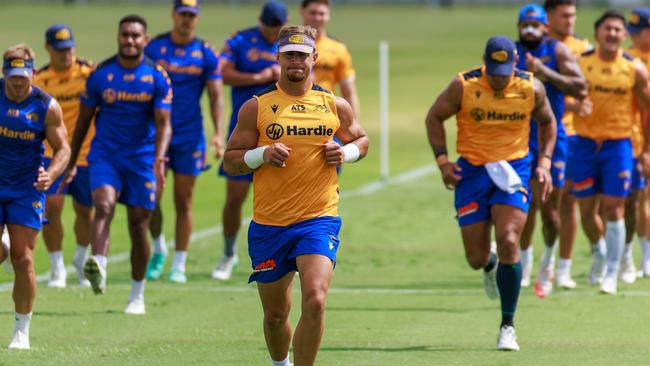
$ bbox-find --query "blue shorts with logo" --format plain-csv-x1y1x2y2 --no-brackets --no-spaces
89,150,157,210
454,155,531,227
248,216,342,283
632,157,646,191
43,158,92,207
530,134,567,188
0,188,45,230
565,135,577,182
570,136,632,198
168,140,207,177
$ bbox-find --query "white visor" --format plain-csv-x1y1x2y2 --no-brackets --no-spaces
279,44,314,54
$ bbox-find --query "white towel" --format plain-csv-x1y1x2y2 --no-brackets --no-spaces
485,160,522,194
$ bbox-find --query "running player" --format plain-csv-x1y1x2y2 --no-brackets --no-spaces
62,15,172,314
544,0,592,289
426,36,557,350
572,10,650,294
0,43,70,349
300,0,360,116
224,25,368,366
144,0,224,283
34,24,95,288
628,7,650,278
514,3,586,297
212,0,287,281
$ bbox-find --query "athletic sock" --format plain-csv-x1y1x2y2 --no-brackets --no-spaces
497,262,521,328
591,237,606,258
605,220,625,277
129,280,145,302
171,251,187,272
271,356,291,366
540,241,557,269
73,244,88,265
49,251,64,271
95,255,107,270
153,234,167,255
224,234,238,258
557,258,572,275
484,252,497,272
643,237,650,262
624,242,633,261
520,247,533,270
14,312,32,335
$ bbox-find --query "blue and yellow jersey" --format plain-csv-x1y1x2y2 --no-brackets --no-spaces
145,33,220,147
81,56,172,160
252,83,340,226
575,49,637,141
313,33,355,94
455,67,535,166
221,26,279,132
0,80,52,190
556,34,592,136
34,57,95,166
628,46,650,157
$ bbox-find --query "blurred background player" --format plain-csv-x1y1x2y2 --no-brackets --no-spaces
0,43,70,349
213,0,287,280
300,0,360,116
544,0,592,290
223,25,368,366
63,15,172,314
426,36,556,350
514,3,586,297
572,10,650,295
145,0,224,284
34,24,95,288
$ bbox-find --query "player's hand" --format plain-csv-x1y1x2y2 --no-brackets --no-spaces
154,157,167,190
270,65,281,81
525,53,539,74
440,162,462,190
57,166,77,194
324,140,345,166
34,167,52,192
640,151,650,179
577,98,593,117
536,166,553,202
263,143,291,168
211,134,225,160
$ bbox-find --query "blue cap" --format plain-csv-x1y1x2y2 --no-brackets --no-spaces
174,0,200,14
628,8,650,34
260,1,288,27
484,36,517,77
3,58,35,78
518,3,548,25
45,24,75,50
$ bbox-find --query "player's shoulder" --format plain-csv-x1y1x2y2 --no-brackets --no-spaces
150,31,172,44
460,67,483,81
95,55,119,71
311,83,333,95
581,48,596,58
622,51,635,62
514,68,532,81
323,33,347,47
31,85,53,107
255,83,278,98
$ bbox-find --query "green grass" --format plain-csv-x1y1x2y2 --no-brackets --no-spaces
0,3,648,365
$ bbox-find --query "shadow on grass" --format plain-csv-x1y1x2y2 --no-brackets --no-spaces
326,306,494,313
319,345,490,352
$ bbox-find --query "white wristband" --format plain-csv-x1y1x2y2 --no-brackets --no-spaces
342,143,360,163
244,145,268,169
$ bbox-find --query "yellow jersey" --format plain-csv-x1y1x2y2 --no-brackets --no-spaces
252,83,340,226
313,33,355,94
628,47,650,157
455,67,534,166
575,49,637,141
556,34,592,136
34,57,95,166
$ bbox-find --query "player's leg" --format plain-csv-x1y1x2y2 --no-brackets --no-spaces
213,178,250,280
71,199,92,286
557,179,578,288
519,178,538,288
85,185,119,295
622,188,640,283
125,205,152,314
167,173,197,283
640,185,650,275
0,225,8,267
42,194,67,288
534,186,562,297
146,183,166,281
258,273,294,366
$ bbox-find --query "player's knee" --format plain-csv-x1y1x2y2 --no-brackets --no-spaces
94,201,115,219
466,252,488,270
495,235,519,262
174,197,193,214
128,214,150,232
602,203,624,221
263,307,290,328
225,193,246,209
11,252,33,273
302,290,327,319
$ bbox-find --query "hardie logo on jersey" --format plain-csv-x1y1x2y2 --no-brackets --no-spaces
470,108,526,122
103,88,117,104
55,29,71,40
291,104,306,113
271,104,279,113
247,48,276,62
266,123,284,140
594,85,626,95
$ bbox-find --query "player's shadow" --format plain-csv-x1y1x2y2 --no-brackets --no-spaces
326,306,493,314
318,345,489,352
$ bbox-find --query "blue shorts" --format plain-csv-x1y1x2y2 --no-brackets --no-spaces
570,136,632,198
565,135,577,182
0,189,45,230
454,155,531,227
632,157,646,191
248,216,342,283
89,151,157,210
530,134,567,188
168,140,207,177
43,158,92,207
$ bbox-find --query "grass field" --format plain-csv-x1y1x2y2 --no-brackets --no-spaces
2,3,650,365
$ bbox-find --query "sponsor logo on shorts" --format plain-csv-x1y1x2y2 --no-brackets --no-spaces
145,181,156,190
553,161,565,169
253,259,276,273
574,177,594,192
150,193,156,202
457,201,479,218
619,170,631,179
32,201,42,209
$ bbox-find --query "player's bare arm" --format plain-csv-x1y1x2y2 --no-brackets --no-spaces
153,107,172,189
529,42,586,99
327,96,368,165
64,103,95,182
531,77,557,202
39,99,70,191
206,78,226,159
339,78,361,118
221,59,279,87
634,61,650,177
425,77,462,190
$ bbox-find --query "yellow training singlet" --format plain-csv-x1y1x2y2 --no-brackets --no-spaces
455,67,535,166
252,83,340,226
574,49,637,141
628,47,650,157
557,34,591,136
34,57,95,166
313,34,355,94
